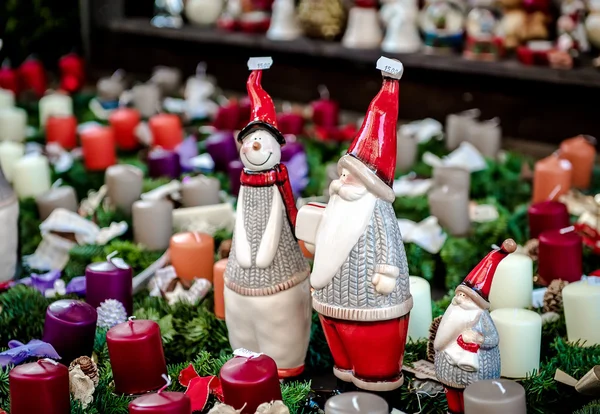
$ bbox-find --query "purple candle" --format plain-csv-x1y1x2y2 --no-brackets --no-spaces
228,160,244,196
85,255,133,315
281,141,304,163
42,300,97,365
148,149,181,179
205,131,238,172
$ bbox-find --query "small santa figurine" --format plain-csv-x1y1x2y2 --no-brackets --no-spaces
224,57,311,378
434,239,516,414
296,57,412,391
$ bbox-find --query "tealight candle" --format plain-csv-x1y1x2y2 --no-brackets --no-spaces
36,186,78,220
489,253,533,310
0,88,15,108
148,149,181,179
9,360,70,414
132,83,161,118
0,107,27,142
149,113,183,150
213,259,227,320
107,320,168,395
563,279,600,346
325,392,389,414
428,186,471,236
528,200,570,239
205,131,239,172
45,115,77,149
129,391,191,414
81,126,116,171
559,135,597,190
538,229,582,283
407,276,432,341
181,175,221,207
12,154,52,199
85,257,133,315
433,165,471,193
0,140,24,182
464,379,527,414
42,299,98,364
132,200,173,251
532,154,572,203
169,232,214,282
109,108,141,150
105,165,144,216
39,92,73,127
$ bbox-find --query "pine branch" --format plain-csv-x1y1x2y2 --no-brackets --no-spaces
281,381,312,414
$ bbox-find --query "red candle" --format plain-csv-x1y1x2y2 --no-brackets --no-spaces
213,101,241,132
58,53,85,94
220,354,282,414
9,360,70,414
538,229,582,284
0,63,19,95
277,112,305,136
18,56,47,98
528,201,570,239
109,108,141,150
559,135,597,189
150,113,183,150
107,319,168,395
45,115,77,149
311,86,339,128
81,126,116,171
129,392,191,414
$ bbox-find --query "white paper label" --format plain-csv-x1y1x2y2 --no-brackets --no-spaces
532,288,547,308
233,348,263,359
248,57,273,71
582,275,600,286
376,56,404,77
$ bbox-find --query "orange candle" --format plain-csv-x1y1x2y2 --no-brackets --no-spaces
532,154,572,203
81,126,116,171
299,241,314,259
149,113,183,150
109,108,141,150
559,135,597,189
213,259,227,320
169,232,214,282
45,115,77,149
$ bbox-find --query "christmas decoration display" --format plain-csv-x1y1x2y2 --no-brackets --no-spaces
463,0,503,61
96,299,128,329
420,0,465,52
267,0,302,41
297,0,346,40
381,0,422,53
185,0,225,26
342,1,383,49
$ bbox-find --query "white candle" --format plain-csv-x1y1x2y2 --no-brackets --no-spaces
428,186,471,236
489,253,533,310
39,93,73,127
0,107,27,142
0,141,25,182
445,109,480,150
468,118,501,159
12,154,52,199
0,89,15,109
396,130,418,174
407,276,433,341
563,279,600,346
490,308,542,378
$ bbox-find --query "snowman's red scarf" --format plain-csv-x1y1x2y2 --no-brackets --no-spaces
240,163,298,231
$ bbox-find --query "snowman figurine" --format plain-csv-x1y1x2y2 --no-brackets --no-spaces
224,57,312,378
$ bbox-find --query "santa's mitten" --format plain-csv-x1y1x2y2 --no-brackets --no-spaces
372,265,400,295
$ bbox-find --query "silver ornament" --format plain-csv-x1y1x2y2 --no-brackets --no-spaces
96,299,127,329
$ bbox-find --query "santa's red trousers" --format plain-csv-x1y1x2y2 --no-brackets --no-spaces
444,387,465,414
319,314,410,382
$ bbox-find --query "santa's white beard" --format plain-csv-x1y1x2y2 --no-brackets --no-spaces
310,180,377,289
434,295,483,352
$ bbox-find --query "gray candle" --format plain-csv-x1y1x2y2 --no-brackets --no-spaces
468,118,501,159
132,199,173,251
464,379,526,414
428,185,471,236
36,186,78,220
181,175,221,208
132,83,161,118
433,165,471,193
445,109,480,151
105,165,144,216
325,392,388,414
396,128,418,174
97,76,125,102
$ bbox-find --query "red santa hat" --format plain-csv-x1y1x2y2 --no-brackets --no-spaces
237,58,285,145
455,239,517,309
337,58,402,203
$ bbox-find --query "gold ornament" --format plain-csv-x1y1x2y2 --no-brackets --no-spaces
297,0,346,40
543,279,569,314
427,315,443,362
69,356,99,386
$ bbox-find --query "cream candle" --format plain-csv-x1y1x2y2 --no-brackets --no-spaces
39,92,73,127
489,253,533,310
0,141,24,182
468,118,501,159
428,186,471,236
181,175,221,207
407,276,433,341
0,88,15,108
132,83,161,119
490,308,542,378
433,165,471,193
445,109,479,150
105,165,144,216
36,186,78,220
396,130,418,173
132,200,173,251
12,154,52,199
563,279,600,346
0,107,27,142
464,379,527,414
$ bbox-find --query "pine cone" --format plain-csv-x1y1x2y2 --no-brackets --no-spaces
524,238,539,262
97,299,128,329
219,239,233,260
543,279,569,313
69,356,99,386
427,316,443,362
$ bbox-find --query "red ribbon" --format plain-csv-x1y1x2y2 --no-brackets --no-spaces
178,364,223,412
457,335,480,353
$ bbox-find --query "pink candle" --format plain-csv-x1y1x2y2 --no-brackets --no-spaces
538,228,582,284
150,113,183,150
109,108,141,150
81,126,116,171
312,86,339,128
129,391,191,414
10,360,70,414
528,201,570,239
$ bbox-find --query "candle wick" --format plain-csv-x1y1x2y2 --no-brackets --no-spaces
491,381,507,394
51,178,63,189
192,232,201,243
547,185,562,201
128,316,137,324
559,226,576,234
39,358,59,366
158,374,172,394
107,251,118,262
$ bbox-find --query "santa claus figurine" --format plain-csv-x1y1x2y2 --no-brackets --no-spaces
224,57,311,378
296,57,412,391
434,239,516,414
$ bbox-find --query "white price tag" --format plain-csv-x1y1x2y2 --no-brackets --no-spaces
582,275,600,286
233,348,263,359
376,56,404,78
532,288,547,308
248,57,273,71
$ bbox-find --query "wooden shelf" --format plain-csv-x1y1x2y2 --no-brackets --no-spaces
108,17,600,89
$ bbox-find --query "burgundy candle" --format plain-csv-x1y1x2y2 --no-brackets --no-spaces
10,360,70,414
277,112,305,136
528,201,570,239
129,391,191,414
42,299,97,365
85,256,133,315
148,149,181,179
212,101,240,131
227,160,244,196
205,131,238,172
107,320,168,395
538,228,583,283
312,87,339,128
238,97,251,129
220,354,282,414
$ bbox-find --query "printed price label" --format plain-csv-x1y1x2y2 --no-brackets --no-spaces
248,57,273,70
376,56,404,77
233,348,264,359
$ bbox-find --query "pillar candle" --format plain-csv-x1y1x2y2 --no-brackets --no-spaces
220,353,282,414
169,232,214,282
39,93,73,127
563,279,600,346
559,135,597,189
45,115,77,149
491,308,542,378
129,392,191,414
212,101,241,131
277,112,305,136
148,149,181,179
9,360,70,414
132,200,173,251
0,107,27,142
12,154,51,199
312,96,339,128
228,160,244,196
150,113,183,150
109,108,141,150
538,229,582,284
428,186,471,236
445,109,479,151
407,276,432,341
468,118,501,159
396,130,418,174
528,200,570,239
42,299,98,365
213,259,227,320
325,392,389,414
489,253,533,310
181,176,221,207
105,165,144,216
0,66,19,96
0,88,15,108
205,131,238,172
532,155,572,203
81,126,116,171
464,379,527,414
107,320,168,395
132,83,161,119
36,186,78,220
433,165,471,193
85,258,133,315
0,141,24,182
151,66,182,96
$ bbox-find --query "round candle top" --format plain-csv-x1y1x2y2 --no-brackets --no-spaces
539,229,581,246
563,279,600,297
10,359,67,380
110,107,141,123
528,200,568,216
129,391,191,413
107,319,161,342
47,299,97,325
490,307,541,325
171,232,213,247
324,391,388,414
87,259,131,272
464,379,526,414
37,186,77,202
220,355,278,385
